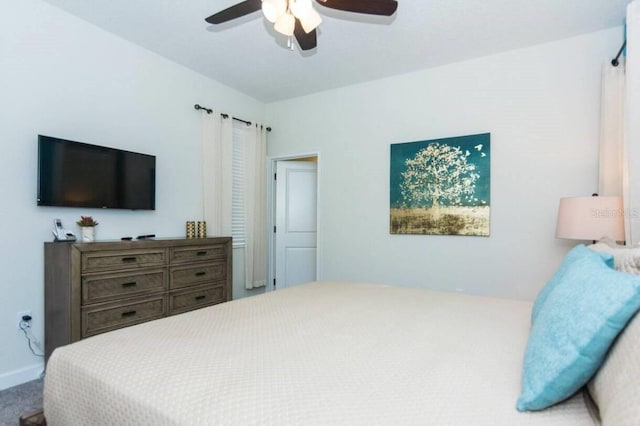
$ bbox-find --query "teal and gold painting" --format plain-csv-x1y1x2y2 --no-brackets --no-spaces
390,133,490,236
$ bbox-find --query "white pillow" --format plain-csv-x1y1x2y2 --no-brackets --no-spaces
588,312,640,425
588,239,640,275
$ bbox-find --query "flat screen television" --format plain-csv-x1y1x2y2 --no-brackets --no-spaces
37,135,156,210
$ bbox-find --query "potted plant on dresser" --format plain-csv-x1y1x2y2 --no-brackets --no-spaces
76,216,99,242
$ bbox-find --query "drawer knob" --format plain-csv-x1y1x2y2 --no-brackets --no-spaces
122,282,137,288
195,295,206,301
121,257,137,263
121,310,137,318
196,251,207,256
195,271,207,277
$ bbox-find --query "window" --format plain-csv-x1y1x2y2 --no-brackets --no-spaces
231,122,249,248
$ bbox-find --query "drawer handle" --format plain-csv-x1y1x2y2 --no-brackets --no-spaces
121,257,137,263
195,271,207,277
196,251,207,256
121,282,137,288
121,310,137,318
195,295,206,301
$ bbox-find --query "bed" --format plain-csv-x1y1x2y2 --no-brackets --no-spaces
44,246,640,425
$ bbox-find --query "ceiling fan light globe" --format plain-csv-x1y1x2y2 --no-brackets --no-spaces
300,7,322,33
262,0,286,23
290,0,312,19
274,12,295,36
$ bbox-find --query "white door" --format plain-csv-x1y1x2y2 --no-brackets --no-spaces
275,160,317,289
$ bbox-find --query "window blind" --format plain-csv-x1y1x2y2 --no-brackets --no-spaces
232,123,248,247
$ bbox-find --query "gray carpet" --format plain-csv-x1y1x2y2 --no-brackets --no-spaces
0,379,43,426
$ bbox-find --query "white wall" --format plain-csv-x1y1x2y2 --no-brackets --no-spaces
0,0,265,389
266,28,624,301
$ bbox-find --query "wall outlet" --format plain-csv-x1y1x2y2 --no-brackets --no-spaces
17,310,32,330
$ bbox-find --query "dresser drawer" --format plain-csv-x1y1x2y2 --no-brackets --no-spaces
82,296,166,337
170,262,226,289
82,249,167,273
81,269,167,305
169,284,225,315
169,244,228,264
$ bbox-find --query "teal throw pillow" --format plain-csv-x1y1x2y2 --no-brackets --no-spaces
517,245,640,411
530,245,614,324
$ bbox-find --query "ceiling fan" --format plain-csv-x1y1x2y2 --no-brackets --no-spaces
205,0,398,51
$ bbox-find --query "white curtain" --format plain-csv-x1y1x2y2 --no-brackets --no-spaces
243,124,268,289
627,0,640,246
598,63,625,197
597,0,640,246
598,58,629,244
201,111,233,235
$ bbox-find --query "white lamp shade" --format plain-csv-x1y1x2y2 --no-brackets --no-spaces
262,0,286,23
299,7,322,33
274,12,295,36
556,196,625,241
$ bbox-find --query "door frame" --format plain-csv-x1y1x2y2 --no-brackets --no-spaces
267,151,321,292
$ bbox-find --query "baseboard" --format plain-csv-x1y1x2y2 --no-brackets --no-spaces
0,362,44,391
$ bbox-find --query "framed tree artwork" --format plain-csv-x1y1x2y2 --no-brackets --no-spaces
390,133,491,236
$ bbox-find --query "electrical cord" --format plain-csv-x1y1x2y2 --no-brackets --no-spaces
19,320,44,358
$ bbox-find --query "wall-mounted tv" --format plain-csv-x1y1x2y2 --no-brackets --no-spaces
37,135,156,210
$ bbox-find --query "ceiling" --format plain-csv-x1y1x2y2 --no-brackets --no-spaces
43,0,630,103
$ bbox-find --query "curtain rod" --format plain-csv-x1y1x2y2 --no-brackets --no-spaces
611,40,627,67
194,104,271,132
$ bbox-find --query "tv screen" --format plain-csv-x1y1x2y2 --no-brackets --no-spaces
37,135,156,210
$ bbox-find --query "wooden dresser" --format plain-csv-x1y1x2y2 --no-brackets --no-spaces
44,237,232,360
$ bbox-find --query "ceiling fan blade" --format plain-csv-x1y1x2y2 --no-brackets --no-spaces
205,0,262,24
316,0,398,16
294,20,317,51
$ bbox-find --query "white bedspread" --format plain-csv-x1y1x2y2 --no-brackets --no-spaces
44,281,593,425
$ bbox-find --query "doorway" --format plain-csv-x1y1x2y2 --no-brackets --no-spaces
268,154,319,291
